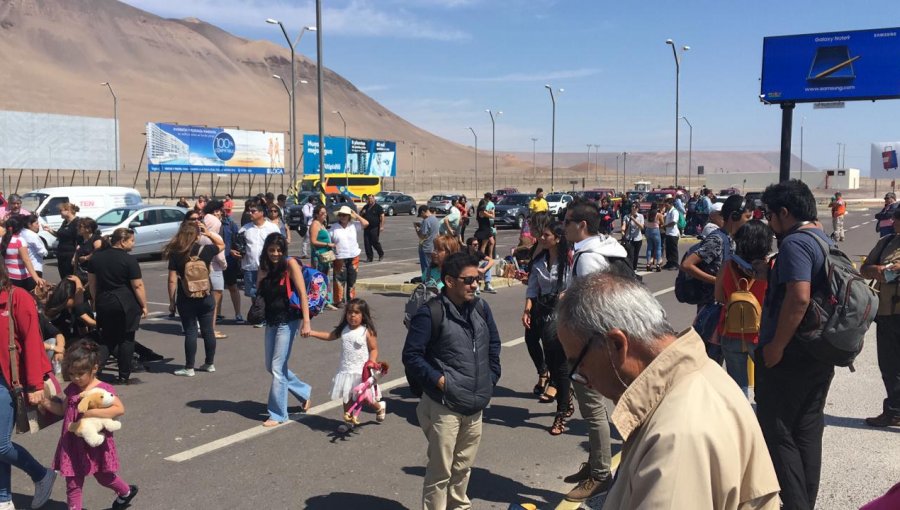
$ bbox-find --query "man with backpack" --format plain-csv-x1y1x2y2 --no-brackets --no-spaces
756,180,841,510
679,195,751,361
402,252,501,510
558,199,628,502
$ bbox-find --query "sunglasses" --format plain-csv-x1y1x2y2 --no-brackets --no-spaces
764,209,775,220
248,208,260,213
454,275,481,285
187,216,200,221
568,338,594,385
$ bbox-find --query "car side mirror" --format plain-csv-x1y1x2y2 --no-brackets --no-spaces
128,221,141,229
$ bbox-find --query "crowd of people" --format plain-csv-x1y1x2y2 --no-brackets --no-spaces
0,182,897,509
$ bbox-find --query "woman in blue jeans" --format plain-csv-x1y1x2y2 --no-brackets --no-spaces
644,204,664,272
0,263,58,508
257,233,312,427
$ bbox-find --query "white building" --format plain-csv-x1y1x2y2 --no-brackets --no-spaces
704,169,859,192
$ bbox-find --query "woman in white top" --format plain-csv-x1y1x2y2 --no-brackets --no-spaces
621,208,644,270
330,206,369,307
21,215,48,278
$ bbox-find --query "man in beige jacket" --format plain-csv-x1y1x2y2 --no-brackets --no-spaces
557,273,780,509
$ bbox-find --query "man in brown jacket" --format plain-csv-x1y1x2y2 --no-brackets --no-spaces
557,273,780,509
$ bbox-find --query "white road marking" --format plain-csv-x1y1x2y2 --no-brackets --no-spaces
653,286,675,297
166,333,532,463
850,225,861,230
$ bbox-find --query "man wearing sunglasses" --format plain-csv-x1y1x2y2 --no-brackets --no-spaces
237,197,280,309
402,252,501,509
557,273,779,509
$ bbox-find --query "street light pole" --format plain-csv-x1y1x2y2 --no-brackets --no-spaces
100,82,118,186
800,116,805,181
586,144,593,184
333,110,348,193
680,116,692,191
486,109,501,192
531,137,538,181
266,20,316,188
273,74,308,185
545,84,563,191
623,152,628,191
616,154,620,192
468,128,478,197
666,39,689,188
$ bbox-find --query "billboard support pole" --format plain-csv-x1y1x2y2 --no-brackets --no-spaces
14,170,22,194
779,103,794,183
43,169,50,188
94,171,101,186
133,142,146,191
175,173,183,198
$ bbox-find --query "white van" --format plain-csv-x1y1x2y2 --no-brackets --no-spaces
19,187,143,250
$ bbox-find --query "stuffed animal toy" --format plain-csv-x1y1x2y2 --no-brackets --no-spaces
68,388,122,447
343,361,389,426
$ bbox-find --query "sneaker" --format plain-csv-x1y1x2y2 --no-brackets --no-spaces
31,469,56,509
174,368,195,377
376,401,387,422
483,284,496,293
253,321,265,328
378,255,384,262
563,462,591,484
111,484,139,510
564,474,612,502
216,314,225,321
865,412,900,427
324,304,338,311
198,364,216,373
234,314,246,324
0,500,14,510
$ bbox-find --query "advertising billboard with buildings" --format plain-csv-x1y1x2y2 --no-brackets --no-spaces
0,110,117,171
147,123,285,174
303,135,396,176
761,27,900,103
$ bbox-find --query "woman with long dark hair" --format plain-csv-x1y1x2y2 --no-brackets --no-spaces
644,202,664,272
73,218,103,285
165,220,224,377
88,228,148,385
522,221,574,435
42,202,80,279
2,215,46,291
309,204,337,310
257,233,312,427
21,215,47,279
0,260,59,507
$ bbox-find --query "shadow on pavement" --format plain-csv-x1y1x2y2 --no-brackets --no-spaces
305,492,409,509
402,466,560,507
826,413,900,433
185,399,304,421
12,496,67,510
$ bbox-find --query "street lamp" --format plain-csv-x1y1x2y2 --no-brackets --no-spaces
679,116,692,191
531,137,538,180
622,152,628,191
545,84,563,191
586,144,593,183
266,18,316,186
666,39,689,188
333,110,348,192
485,109,502,192
100,82,118,185
800,116,805,181
468,128,478,197
273,74,308,177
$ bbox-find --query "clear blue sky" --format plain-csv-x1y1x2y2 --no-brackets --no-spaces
123,0,900,173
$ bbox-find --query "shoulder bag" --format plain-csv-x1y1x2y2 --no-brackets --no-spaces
7,289,61,434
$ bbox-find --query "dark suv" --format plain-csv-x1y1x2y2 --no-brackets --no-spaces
285,192,358,229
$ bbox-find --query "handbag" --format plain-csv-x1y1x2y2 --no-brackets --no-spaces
247,294,266,325
6,289,61,434
318,249,336,264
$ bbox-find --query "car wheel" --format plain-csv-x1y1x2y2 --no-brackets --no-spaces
516,215,525,230
408,207,415,215
387,207,395,216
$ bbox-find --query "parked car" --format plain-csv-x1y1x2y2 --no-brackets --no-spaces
638,191,671,214
545,192,574,215
323,193,358,223
491,188,519,203
494,193,535,229
284,192,358,228
377,194,417,216
96,205,187,257
426,194,461,215
284,191,318,230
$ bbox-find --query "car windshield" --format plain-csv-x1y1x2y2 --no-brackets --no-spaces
645,193,668,203
96,208,137,227
379,196,396,203
19,193,47,213
429,195,449,202
500,195,532,206
546,193,566,202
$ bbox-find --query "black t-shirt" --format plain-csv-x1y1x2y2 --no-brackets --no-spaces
475,204,492,236
55,218,80,256
38,314,60,342
167,244,220,300
87,248,142,295
258,272,301,325
49,302,93,341
360,203,384,230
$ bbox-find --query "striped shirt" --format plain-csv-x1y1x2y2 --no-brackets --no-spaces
4,235,28,280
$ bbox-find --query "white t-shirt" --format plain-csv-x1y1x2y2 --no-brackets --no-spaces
20,229,47,272
441,207,461,234
665,208,680,237
330,222,362,259
239,220,281,271
623,213,644,242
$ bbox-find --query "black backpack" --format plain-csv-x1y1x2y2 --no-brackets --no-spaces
675,229,731,304
403,296,488,397
791,230,877,370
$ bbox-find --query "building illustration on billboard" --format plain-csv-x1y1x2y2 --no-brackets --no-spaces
147,123,285,175
303,135,396,177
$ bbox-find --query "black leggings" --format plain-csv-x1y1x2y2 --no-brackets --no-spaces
177,295,216,369
57,254,75,280
629,240,642,269
528,308,571,414
98,310,137,380
524,309,548,376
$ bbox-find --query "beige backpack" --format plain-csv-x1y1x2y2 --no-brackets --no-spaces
181,245,211,298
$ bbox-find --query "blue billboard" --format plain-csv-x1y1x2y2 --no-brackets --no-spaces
147,123,285,174
761,27,900,103
303,135,396,177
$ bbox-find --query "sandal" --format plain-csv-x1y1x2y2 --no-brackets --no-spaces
565,395,575,418
214,331,228,339
549,413,567,436
533,371,550,395
539,385,557,403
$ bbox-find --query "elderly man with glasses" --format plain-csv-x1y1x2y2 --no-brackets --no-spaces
557,272,780,509
0,194,30,221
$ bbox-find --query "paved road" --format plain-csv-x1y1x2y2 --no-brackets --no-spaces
6,206,898,509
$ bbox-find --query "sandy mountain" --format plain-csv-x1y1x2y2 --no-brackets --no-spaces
0,0,812,197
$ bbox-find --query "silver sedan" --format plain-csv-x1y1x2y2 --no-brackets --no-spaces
96,205,188,257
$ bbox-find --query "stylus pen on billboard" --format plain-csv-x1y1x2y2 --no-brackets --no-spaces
813,55,860,79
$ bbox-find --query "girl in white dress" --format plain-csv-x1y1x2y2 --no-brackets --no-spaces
308,298,385,429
